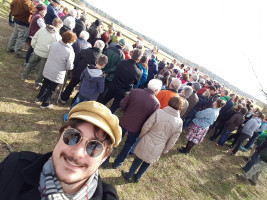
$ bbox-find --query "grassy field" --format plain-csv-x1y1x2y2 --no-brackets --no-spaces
0,3,267,200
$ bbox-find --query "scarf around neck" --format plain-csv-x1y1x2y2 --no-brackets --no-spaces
39,158,98,200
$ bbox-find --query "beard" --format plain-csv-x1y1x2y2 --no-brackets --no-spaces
53,151,89,185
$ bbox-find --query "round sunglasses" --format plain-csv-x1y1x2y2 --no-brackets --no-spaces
62,128,106,157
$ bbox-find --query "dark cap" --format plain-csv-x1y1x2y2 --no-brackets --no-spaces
36,4,47,11
206,81,212,86
52,0,61,5
95,19,103,26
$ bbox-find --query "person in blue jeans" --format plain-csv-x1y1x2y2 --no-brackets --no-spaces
217,107,247,146
102,79,162,168
122,96,183,182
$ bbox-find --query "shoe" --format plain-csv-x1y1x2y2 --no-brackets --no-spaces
209,136,215,141
133,174,140,183
59,98,67,105
227,150,234,156
236,174,247,182
63,114,68,122
34,99,42,105
112,163,121,169
248,179,256,186
121,171,132,182
177,148,189,155
7,48,14,52
243,156,249,162
16,53,26,58
240,146,247,151
40,104,54,109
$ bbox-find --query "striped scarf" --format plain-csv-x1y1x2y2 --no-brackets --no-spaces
39,158,98,200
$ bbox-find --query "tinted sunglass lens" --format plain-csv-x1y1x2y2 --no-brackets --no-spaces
63,129,81,146
86,141,104,157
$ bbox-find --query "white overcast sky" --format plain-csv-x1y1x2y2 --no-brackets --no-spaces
87,0,267,102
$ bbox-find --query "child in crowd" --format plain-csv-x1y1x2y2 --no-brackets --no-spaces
63,55,108,121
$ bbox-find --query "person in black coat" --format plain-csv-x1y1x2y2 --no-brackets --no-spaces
88,19,102,46
183,91,210,129
73,15,87,38
209,94,236,141
205,85,219,108
157,57,166,74
72,31,91,67
60,40,104,104
0,101,121,200
100,49,143,113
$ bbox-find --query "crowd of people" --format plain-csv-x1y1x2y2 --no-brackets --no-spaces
1,0,267,199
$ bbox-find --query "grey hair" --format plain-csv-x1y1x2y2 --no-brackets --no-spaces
191,74,199,82
124,44,133,53
94,40,105,51
63,16,75,30
69,9,78,18
182,86,193,98
148,79,162,92
79,31,89,41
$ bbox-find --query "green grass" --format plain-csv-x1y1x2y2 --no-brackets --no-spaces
0,3,266,199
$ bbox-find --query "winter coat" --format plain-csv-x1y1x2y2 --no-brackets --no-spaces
0,152,119,200
224,112,245,132
110,59,142,96
157,61,166,74
10,0,36,25
120,88,160,133
73,19,86,37
88,25,100,46
258,140,267,163
197,86,209,95
123,51,131,60
44,3,59,25
146,58,158,83
29,12,45,37
184,91,199,119
205,93,220,108
185,94,209,119
103,45,125,82
73,47,102,80
156,89,178,109
217,99,234,120
79,66,105,100
242,117,262,137
179,95,189,118
255,121,267,133
72,38,91,66
31,25,61,58
193,108,220,129
43,40,74,84
134,106,183,164
220,95,231,103
134,63,148,89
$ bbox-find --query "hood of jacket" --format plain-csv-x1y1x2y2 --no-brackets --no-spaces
46,24,57,33
85,68,104,81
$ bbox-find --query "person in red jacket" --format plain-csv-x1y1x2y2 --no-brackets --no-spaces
197,80,212,95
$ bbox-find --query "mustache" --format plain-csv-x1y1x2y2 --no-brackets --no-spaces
60,152,88,167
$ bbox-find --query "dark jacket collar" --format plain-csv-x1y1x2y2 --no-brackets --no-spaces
22,152,52,186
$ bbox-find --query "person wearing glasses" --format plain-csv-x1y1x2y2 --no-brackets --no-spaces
0,101,122,200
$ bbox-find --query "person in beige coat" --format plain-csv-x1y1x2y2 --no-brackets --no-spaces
121,96,184,183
